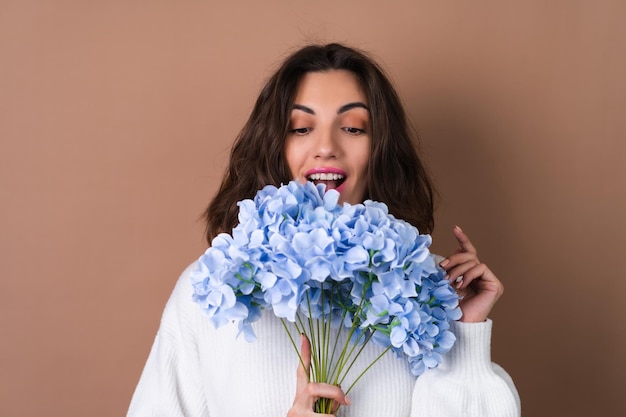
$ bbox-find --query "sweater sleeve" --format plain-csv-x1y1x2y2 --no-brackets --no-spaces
410,320,521,417
127,263,210,417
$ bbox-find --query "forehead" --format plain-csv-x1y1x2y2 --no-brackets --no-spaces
294,70,367,105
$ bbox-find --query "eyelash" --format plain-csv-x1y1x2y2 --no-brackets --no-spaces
290,127,311,135
289,127,366,136
342,127,366,135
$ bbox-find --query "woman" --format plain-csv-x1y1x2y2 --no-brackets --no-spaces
128,43,520,416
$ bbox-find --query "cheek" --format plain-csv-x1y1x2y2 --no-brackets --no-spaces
355,144,371,175
284,141,302,178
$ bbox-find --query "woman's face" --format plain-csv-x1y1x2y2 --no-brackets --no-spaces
285,70,371,205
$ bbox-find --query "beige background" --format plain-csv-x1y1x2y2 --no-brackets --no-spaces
1,1,625,416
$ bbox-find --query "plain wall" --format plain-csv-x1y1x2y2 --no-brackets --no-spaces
1,1,625,416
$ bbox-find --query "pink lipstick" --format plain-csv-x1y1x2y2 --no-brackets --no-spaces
304,167,347,191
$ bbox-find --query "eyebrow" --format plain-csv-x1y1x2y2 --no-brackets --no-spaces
291,102,370,115
338,102,370,114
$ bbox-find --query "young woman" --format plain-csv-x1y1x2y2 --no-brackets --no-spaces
128,43,520,417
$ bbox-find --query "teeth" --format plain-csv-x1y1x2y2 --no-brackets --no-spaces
307,173,345,181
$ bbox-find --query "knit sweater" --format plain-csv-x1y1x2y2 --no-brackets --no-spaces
128,262,521,417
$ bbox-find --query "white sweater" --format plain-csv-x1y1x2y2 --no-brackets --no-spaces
128,263,521,417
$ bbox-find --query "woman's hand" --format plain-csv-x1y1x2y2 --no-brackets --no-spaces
287,334,350,417
438,226,504,323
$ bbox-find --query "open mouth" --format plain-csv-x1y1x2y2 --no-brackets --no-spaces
306,172,346,190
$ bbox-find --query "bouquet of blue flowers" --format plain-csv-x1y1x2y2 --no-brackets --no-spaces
190,181,461,412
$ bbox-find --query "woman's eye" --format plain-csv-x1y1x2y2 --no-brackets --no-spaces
290,127,311,135
343,127,365,135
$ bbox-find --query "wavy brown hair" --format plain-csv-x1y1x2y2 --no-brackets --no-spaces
204,43,435,244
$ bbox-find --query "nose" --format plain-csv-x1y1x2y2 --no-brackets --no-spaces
314,127,338,159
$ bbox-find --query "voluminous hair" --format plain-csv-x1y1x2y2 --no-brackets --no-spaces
204,43,435,244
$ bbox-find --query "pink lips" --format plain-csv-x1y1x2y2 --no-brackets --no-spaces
304,167,347,192
305,167,346,176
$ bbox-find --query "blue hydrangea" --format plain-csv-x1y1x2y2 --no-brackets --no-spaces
190,181,461,375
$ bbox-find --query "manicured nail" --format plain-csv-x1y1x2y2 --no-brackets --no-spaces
439,259,449,268
455,225,463,232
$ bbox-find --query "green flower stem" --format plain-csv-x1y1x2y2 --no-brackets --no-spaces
344,344,392,395
336,330,373,386
326,322,365,384
280,270,394,414
327,279,369,384
279,318,308,378
318,289,327,384
303,293,321,381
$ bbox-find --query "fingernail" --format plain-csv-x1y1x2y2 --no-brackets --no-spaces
345,396,351,405
455,225,463,232
439,259,449,268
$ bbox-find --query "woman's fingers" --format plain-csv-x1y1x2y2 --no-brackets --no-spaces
288,334,350,416
439,226,505,323
297,334,311,384
440,226,484,286
453,225,477,254
453,262,488,289
440,253,480,288
456,264,504,323
304,383,350,407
